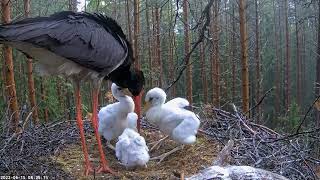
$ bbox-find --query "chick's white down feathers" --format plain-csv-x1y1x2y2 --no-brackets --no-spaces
98,84,149,168
127,112,138,131
98,83,134,141
145,88,200,144
116,128,149,168
165,97,190,109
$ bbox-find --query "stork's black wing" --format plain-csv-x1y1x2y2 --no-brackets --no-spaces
0,11,129,74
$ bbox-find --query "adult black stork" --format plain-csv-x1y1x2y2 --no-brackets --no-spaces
0,11,144,175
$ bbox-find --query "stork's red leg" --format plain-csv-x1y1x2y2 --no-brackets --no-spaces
91,88,115,174
74,82,94,176
133,92,142,133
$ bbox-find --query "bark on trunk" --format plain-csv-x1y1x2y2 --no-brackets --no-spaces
183,0,193,104
133,0,140,69
155,5,162,87
294,1,301,108
255,0,261,121
56,78,64,111
210,5,215,105
69,0,77,12
145,0,152,88
315,0,320,127
2,0,20,133
231,3,236,102
151,7,156,87
273,0,280,117
200,41,208,104
239,0,250,113
24,0,39,125
301,22,306,107
168,1,176,98
126,0,132,45
284,0,290,111
40,78,49,122
213,0,220,107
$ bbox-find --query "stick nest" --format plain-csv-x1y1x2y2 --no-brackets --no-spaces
0,106,319,179
200,106,320,180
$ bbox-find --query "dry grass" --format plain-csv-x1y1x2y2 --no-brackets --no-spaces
54,129,219,179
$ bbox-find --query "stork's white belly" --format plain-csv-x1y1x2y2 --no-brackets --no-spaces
7,42,100,80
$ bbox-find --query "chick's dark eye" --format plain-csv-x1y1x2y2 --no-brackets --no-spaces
117,88,121,90
149,97,153,101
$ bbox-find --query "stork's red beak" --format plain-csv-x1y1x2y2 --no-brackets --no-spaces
133,91,143,133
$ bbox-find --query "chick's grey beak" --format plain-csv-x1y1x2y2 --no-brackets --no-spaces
122,88,133,96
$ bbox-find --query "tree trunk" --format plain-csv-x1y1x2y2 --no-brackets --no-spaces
95,0,100,12
200,41,208,104
2,0,20,133
223,0,229,102
183,0,193,104
213,0,220,107
278,0,284,115
112,0,118,20
40,77,49,122
56,78,64,112
17,53,26,105
168,1,176,98
145,0,152,88
133,0,140,69
155,5,162,87
172,33,177,96
273,0,280,117
69,0,77,12
133,0,142,132
284,0,290,111
150,7,159,87
315,0,320,127
24,0,39,125
210,4,215,105
1,53,6,104
126,0,132,45
65,78,72,121
255,0,261,121
294,1,301,109
239,0,250,113
301,22,306,108
231,3,236,102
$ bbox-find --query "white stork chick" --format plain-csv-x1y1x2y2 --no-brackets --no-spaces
144,87,200,162
148,97,191,151
115,112,150,169
165,97,190,109
98,83,134,146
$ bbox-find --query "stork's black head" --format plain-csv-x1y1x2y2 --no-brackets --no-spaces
127,69,145,96
107,67,145,96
